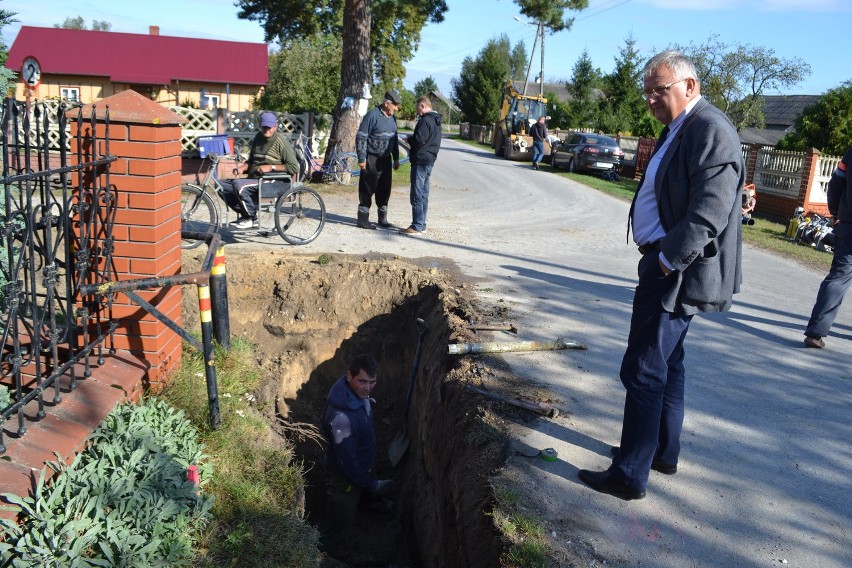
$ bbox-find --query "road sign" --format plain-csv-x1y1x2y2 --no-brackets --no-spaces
22,56,41,90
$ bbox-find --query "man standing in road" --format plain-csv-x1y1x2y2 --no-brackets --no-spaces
402,96,442,236
803,147,851,348
319,354,394,558
356,91,401,230
578,51,744,500
530,115,547,170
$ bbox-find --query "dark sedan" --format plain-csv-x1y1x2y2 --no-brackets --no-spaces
551,133,624,174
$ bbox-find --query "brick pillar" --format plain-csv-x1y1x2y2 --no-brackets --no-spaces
800,147,824,215
67,90,187,387
745,143,760,186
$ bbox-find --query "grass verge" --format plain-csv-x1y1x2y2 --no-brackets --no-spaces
492,483,549,568
159,338,321,568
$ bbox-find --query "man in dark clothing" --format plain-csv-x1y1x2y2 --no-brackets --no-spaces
530,116,547,170
804,147,852,348
402,96,442,235
318,354,393,557
356,91,401,230
219,111,300,229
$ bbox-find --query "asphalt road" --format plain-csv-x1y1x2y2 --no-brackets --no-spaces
234,137,851,567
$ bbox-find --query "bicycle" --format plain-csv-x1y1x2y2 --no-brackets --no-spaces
295,133,360,186
180,151,326,249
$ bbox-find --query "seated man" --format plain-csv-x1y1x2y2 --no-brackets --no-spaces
219,111,300,229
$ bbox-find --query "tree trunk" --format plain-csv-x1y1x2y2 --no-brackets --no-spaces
326,0,371,158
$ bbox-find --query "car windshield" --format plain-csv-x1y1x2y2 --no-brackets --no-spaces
582,135,617,146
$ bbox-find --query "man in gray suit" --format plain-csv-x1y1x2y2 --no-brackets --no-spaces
579,51,744,500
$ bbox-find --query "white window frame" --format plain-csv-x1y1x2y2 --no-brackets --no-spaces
203,94,220,109
60,87,80,102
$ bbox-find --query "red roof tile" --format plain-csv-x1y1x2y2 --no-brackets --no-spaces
6,26,268,86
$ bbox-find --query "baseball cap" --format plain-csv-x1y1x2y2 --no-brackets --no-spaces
260,112,278,128
384,90,402,105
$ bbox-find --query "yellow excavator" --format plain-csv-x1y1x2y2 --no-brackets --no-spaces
492,81,549,161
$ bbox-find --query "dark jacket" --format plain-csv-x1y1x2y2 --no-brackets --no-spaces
322,376,377,492
655,97,745,316
409,111,442,166
247,131,300,177
530,121,547,142
827,148,850,223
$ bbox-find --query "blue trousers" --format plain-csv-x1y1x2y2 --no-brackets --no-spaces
806,222,851,338
531,140,544,165
612,253,693,490
409,163,433,231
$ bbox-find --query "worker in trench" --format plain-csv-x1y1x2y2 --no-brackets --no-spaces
318,354,394,558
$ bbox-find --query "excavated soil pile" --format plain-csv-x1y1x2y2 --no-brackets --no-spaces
182,251,511,567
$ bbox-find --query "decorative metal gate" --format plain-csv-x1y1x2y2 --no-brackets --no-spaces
0,98,117,453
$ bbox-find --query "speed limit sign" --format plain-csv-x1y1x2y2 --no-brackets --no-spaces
22,56,41,90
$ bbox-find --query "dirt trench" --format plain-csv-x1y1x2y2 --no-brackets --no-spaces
182,251,509,567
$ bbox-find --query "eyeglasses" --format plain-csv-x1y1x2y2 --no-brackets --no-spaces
642,78,687,100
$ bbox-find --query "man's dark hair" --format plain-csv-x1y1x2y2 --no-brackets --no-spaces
348,354,378,378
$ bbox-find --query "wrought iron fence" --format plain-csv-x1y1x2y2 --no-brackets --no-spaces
0,98,117,453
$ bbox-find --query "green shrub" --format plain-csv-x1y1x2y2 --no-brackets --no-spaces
0,398,213,567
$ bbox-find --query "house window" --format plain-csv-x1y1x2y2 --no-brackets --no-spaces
60,87,80,102
202,94,220,110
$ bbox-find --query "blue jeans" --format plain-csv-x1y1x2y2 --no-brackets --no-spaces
806,222,851,338
409,163,433,231
531,140,544,165
612,253,693,490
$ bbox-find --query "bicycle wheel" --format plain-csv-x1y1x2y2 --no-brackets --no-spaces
181,184,218,249
274,188,325,245
331,152,360,186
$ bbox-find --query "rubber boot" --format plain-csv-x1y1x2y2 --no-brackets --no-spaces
357,206,375,230
377,206,393,228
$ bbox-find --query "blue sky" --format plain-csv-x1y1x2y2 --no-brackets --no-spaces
3,0,849,97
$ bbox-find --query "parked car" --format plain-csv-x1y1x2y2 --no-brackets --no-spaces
551,133,624,174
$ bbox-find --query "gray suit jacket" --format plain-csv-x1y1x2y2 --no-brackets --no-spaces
655,97,744,316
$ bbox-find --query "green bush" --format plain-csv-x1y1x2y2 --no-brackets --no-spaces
0,398,213,567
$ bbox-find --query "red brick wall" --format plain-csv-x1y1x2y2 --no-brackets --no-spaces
68,90,186,387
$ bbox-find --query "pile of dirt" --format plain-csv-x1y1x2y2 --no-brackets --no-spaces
181,251,515,566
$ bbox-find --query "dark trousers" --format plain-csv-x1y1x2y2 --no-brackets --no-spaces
318,471,361,557
358,154,393,209
219,178,289,219
409,163,433,231
612,253,693,490
531,139,545,164
806,222,851,338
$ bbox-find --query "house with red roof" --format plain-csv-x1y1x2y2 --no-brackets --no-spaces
5,26,268,111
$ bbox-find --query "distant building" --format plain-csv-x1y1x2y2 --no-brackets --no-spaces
738,95,822,146
6,26,268,111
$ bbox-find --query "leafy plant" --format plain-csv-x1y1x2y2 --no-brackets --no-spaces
0,399,213,566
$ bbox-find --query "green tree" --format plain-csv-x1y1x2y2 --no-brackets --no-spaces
515,0,589,32
257,34,342,115
510,41,528,81
236,0,448,155
0,3,17,95
450,35,512,125
777,81,852,155
566,49,602,130
544,89,570,130
413,76,439,96
598,34,645,135
672,35,810,131
54,15,111,30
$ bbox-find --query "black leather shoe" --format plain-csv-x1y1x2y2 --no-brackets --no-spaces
578,469,646,500
611,446,677,475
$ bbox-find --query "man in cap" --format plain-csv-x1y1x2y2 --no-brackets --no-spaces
219,111,300,229
355,90,401,229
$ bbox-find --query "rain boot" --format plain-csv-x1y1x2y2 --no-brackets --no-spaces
377,206,394,228
357,206,375,230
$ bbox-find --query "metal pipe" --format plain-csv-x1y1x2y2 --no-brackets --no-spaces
197,283,221,429
209,244,231,350
448,337,586,355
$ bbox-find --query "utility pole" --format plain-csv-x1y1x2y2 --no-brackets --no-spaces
539,21,545,97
